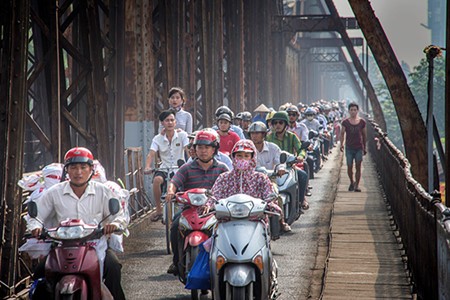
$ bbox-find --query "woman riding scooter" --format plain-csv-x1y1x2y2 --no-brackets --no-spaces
206,140,287,230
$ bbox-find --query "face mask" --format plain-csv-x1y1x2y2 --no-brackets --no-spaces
307,116,314,121
233,158,253,171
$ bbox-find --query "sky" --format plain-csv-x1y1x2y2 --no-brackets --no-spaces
334,0,431,69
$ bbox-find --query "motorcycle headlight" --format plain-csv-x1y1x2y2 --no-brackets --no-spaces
227,201,253,218
48,226,95,240
188,192,208,206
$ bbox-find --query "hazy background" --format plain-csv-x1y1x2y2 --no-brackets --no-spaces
334,0,431,69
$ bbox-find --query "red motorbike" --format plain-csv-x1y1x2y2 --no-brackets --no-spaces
27,199,120,300
173,188,216,299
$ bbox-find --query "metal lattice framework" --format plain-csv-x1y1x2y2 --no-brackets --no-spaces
24,0,120,176
1,0,432,297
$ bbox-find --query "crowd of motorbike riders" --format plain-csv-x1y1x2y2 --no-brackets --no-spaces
22,85,349,299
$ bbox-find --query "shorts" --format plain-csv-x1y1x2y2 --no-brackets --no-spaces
152,171,174,191
345,148,363,166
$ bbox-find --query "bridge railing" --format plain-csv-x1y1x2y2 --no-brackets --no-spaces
367,120,450,300
124,147,153,220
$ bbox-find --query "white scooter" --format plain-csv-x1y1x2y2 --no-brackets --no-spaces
209,194,279,300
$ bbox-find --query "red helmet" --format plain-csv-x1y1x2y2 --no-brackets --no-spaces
193,130,220,148
231,140,255,157
64,147,94,167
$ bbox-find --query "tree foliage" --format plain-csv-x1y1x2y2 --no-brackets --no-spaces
370,55,446,152
409,56,446,136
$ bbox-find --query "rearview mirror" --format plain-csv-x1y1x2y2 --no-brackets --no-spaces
308,130,318,140
177,159,185,168
280,152,287,164
301,141,311,150
28,201,38,218
109,198,121,215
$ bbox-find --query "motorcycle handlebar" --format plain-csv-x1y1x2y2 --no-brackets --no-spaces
265,210,281,217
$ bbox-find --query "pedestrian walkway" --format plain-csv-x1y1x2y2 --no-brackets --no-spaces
321,154,413,299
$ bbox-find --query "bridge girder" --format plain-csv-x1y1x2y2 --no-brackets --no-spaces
347,0,427,187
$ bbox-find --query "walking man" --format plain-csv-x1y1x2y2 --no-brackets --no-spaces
340,102,367,192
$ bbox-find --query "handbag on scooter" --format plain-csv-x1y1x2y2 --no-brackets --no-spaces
185,243,210,290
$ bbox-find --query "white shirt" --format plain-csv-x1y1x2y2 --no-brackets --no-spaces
288,121,309,141
300,118,321,133
150,130,189,169
27,181,127,231
256,141,282,170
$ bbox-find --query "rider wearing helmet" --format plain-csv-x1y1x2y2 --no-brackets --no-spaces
234,112,243,127
286,105,309,142
213,106,245,139
165,130,229,276
300,107,321,132
265,110,276,130
266,111,310,210
240,111,253,139
248,121,284,172
207,140,281,220
186,128,233,170
28,147,128,300
216,113,241,155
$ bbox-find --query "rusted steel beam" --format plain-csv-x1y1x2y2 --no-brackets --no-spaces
25,112,51,151
0,0,30,295
111,0,125,179
446,0,450,207
347,0,427,186
85,0,112,175
324,0,386,131
200,0,223,127
224,0,244,113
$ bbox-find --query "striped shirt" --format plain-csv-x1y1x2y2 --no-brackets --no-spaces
171,158,229,191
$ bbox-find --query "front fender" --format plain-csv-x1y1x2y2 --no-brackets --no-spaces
223,264,256,287
184,231,209,249
55,275,89,299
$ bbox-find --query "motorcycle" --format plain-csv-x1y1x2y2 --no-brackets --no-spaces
307,130,323,174
210,194,279,300
26,198,122,300
173,188,216,299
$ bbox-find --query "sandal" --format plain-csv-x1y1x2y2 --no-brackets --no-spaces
302,201,310,210
348,183,355,191
282,223,292,232
150,212,163,222
354,187,361,192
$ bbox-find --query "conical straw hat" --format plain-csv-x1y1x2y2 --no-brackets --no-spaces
254,103,270,113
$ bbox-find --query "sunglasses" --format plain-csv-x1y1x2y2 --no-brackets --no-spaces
288,113,298,117
305,114,314,117
272,120,285,125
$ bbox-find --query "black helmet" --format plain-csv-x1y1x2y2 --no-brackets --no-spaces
241,111,252,121
215,106,234,119
216,113,232,122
